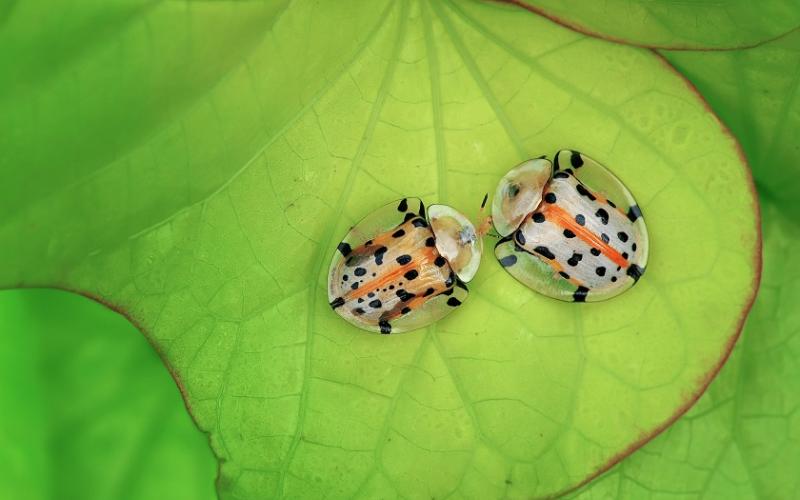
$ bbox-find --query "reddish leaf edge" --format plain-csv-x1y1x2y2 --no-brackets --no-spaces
4,283,227,494
495,0,800,51
544,52,764,499
0,46,763,500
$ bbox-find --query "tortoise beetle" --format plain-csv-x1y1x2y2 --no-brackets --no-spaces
493,150,649,302
328,197,484,334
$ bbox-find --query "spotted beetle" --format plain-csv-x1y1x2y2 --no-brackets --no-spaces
493,150,649,302
328,198,484,334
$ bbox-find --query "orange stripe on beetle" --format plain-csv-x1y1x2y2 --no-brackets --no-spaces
541,203,629,270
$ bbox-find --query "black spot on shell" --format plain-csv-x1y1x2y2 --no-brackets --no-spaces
627,264,644,282
353,307,365,315
632,243,638,252
507,183,520,197
396,254,412,265
374,246,388,265
337,242,352,256
563,229,576,238
622,252,629,260
570,151,584,168
573,286,589,302
342,275,349,282
532,213,545,223
330,297,345,309
412,218,428,228
617,231,629,242
595,208,609,225
379,319,391,334
516,231,526,246
392,229,406,238
403,212,415,222
418,200,426,218
425,237,436,247
396,289,415,302
611,277,617,282
576,183,596,201
351,282,359,290
567,252,582,266
627,205,642,222
596,266,606,277
499,255,517,267
544,192,557,204
590,248,601,256
424,287,435,297
575,214,585,226
447,297,462,307
354,267,367,277
398,198,408,212
559,271,570,279
401,307,411,315
607,199,617,208
404,269,419,280
534,246,556,259
368,292,375,298
435,256,447,267
369,299,382,309
601,233,610,244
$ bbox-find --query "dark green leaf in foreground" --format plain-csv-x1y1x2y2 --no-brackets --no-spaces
0,289,217,500
0,0,759,497
505,0,800,50
570,32,800,499
666,31,800,217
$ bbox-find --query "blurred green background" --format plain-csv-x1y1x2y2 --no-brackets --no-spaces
0,289,217,500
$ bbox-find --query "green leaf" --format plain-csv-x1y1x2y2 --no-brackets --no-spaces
0,289,217,500
569,33,800,499
506,0,800,50
569,199,798,499
0,0,759,497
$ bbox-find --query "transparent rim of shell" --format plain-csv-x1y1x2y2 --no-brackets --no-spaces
491,158,552,237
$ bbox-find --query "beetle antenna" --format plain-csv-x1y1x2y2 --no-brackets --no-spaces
476,193,493,237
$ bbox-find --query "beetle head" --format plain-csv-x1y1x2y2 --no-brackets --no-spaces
491,158,552,237
428,204,483,283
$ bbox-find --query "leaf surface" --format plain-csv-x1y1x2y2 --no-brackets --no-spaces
506,0,800,49
0,0,759,497
570,199,797,499
572,33,800,499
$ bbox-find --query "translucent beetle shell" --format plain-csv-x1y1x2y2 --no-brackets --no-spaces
328,198,482,334
493,150,649,302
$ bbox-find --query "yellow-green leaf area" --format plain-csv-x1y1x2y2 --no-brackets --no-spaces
0,0,759,498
